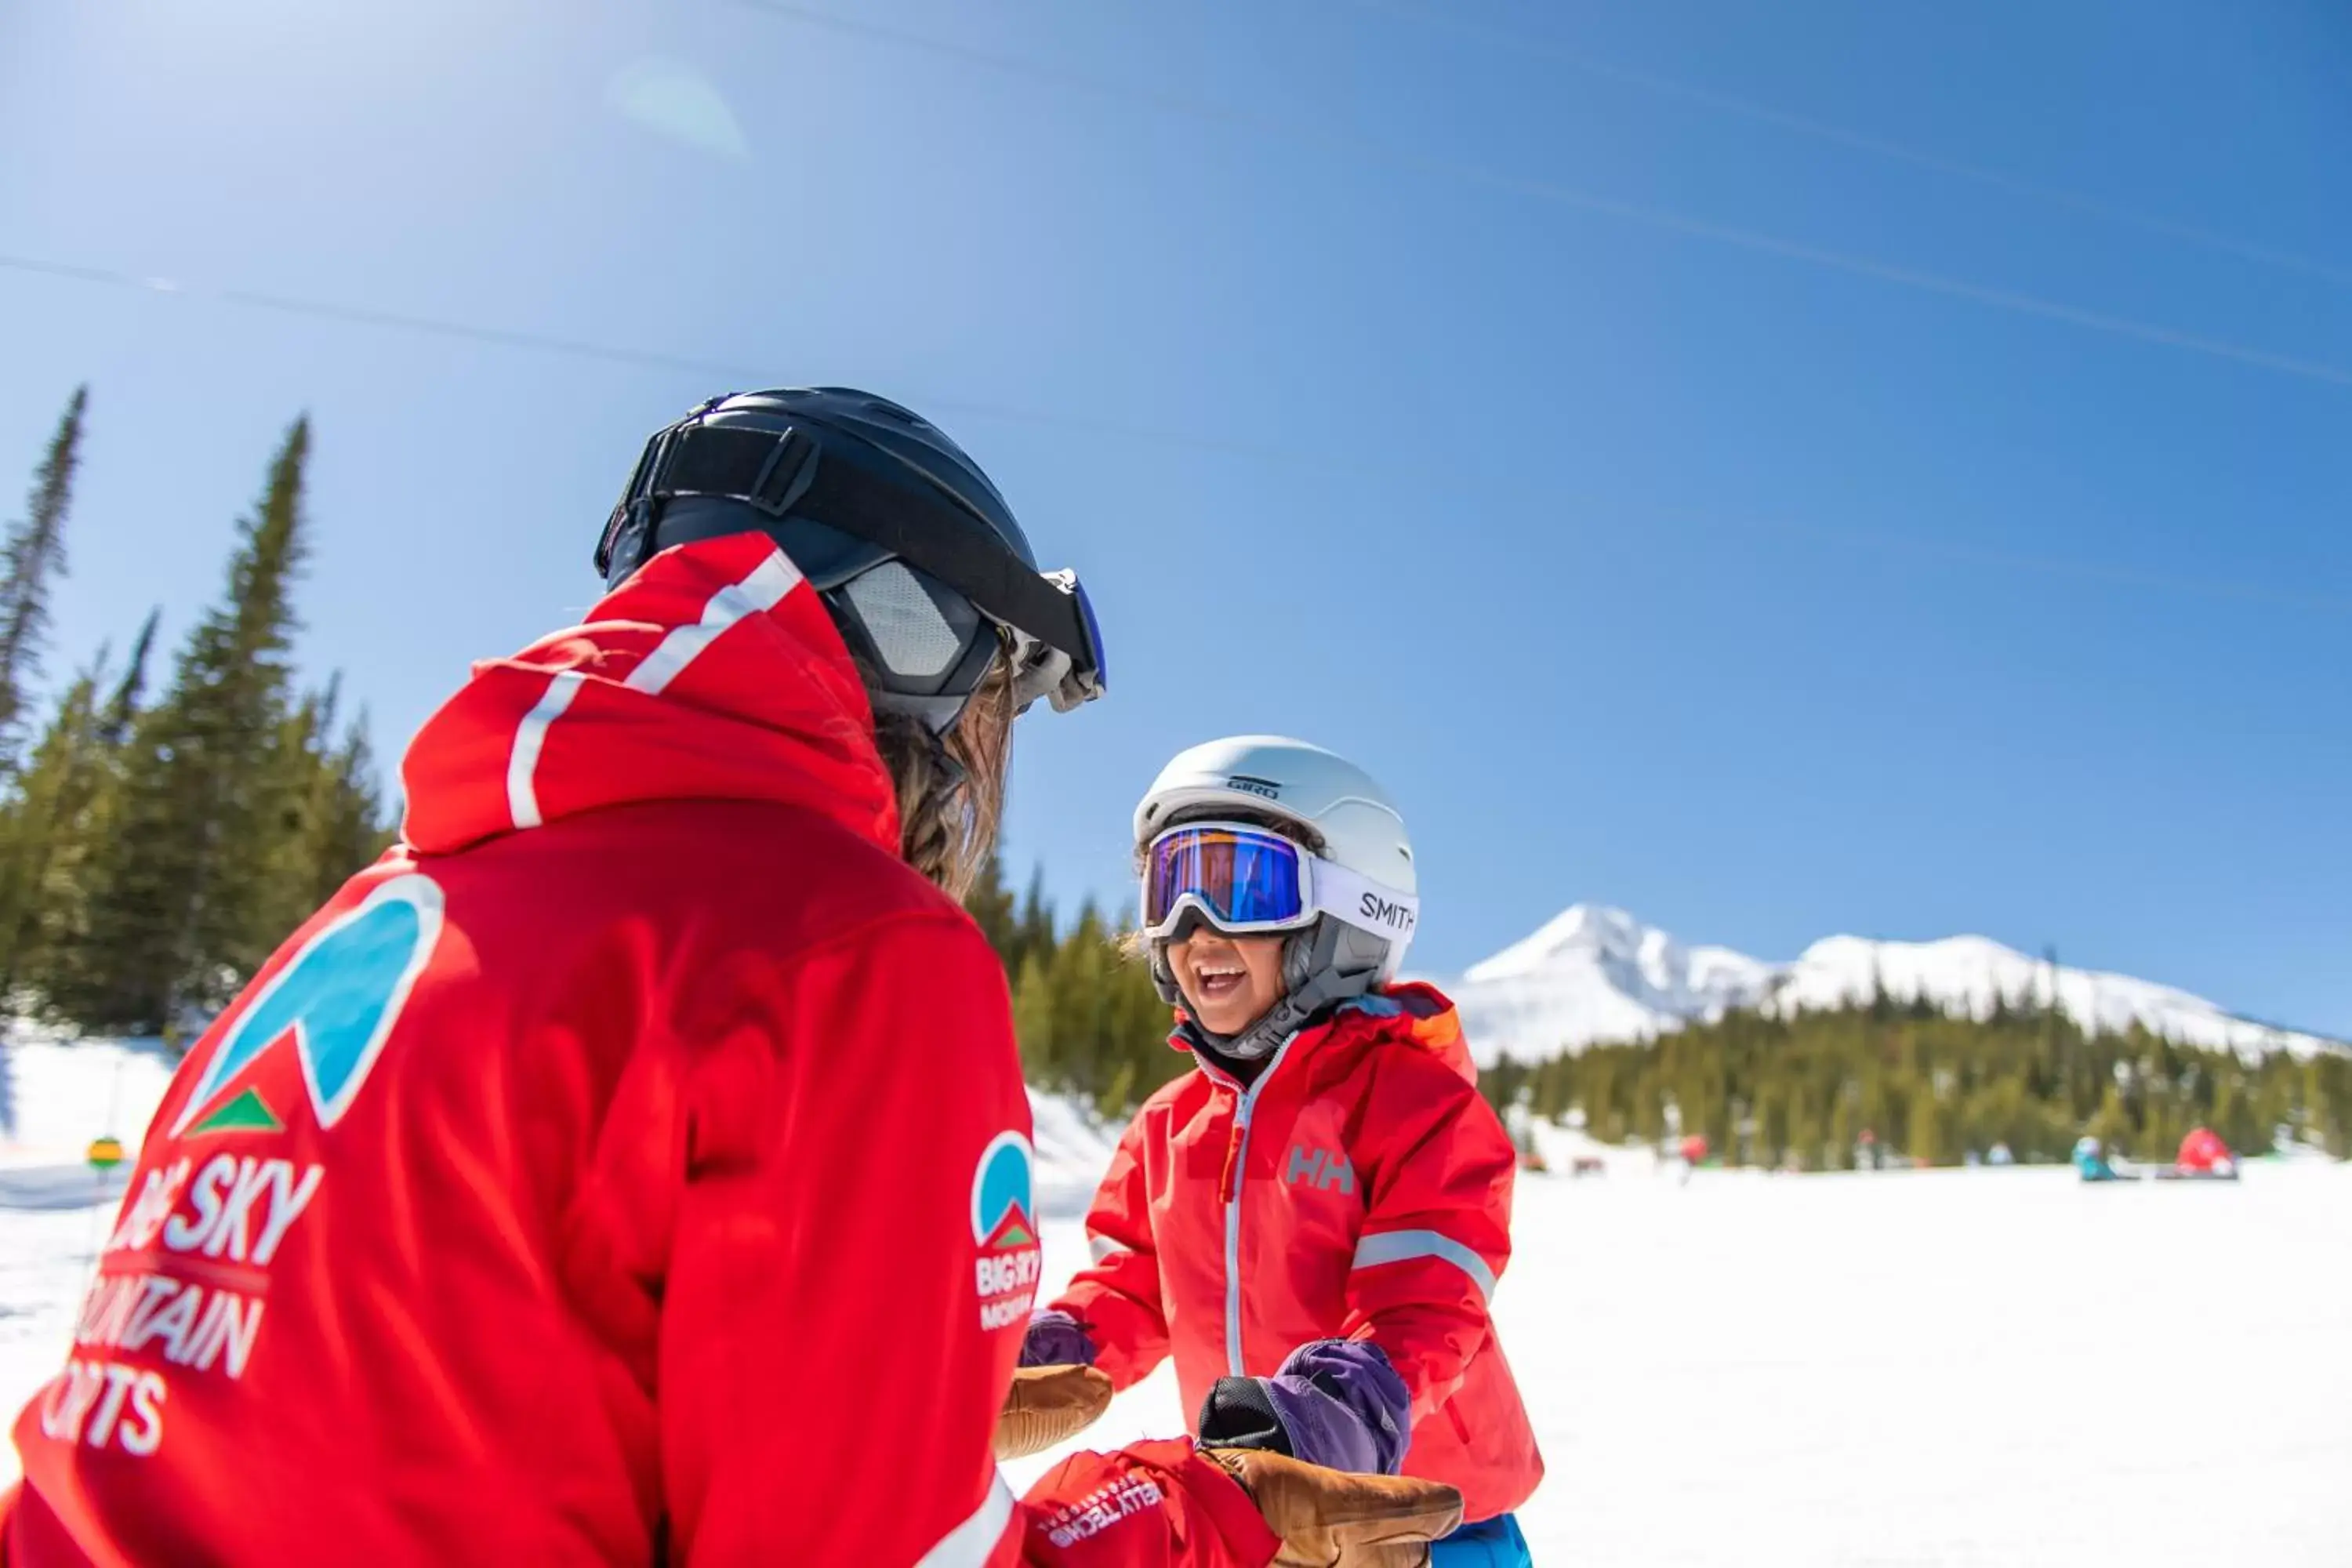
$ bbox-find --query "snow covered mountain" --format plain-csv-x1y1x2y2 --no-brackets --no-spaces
1447,905,1777,1059
1446,904,2341,1065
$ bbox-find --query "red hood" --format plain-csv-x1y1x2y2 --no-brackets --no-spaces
400,534,899,856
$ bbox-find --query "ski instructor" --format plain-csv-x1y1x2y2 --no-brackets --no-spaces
2,390,1458,1565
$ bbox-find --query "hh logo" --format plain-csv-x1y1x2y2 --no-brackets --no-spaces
1286,1143,1356,1196
171,873,445,1138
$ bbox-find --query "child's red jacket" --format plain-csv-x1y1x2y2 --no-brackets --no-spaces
1050,990,1544,1524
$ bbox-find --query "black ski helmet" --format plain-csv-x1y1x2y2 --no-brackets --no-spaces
595,387,1105,731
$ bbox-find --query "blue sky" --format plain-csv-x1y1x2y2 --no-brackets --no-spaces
2,0,2347,1031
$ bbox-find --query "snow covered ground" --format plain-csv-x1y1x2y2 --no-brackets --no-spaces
1,1040,2345,1565
1008,1139,2352,1566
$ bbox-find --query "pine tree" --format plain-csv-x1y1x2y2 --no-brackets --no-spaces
963,852,1020,969
1096,1058,1138,1122
1015,869,1055,977
1755,1087,1791,1169
65,420,314,1036
312,704,391,902
2310,1057,2350,1159
0,666,102,1004
1011,951,1055,1082
1488,1000,2342,1171
970,861,1189,1115
2140,1092,2181,1166
1103,920,1181,1110
1633,1065,1666,1149
2210,1077,2264,1160
1904,1079,1951,1167
3,614,158,1012
238,674,388,945
99,610,158,747
1047,901,1116,1099
1786,1094,1822,1171
0,387,88,779
2087,1083,2131,1158
251,681,334,949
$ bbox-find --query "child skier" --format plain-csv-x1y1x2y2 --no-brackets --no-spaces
1024,736,1544,1565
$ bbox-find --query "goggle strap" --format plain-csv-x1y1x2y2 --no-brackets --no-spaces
1304,858,1420,946
632,419,1103,683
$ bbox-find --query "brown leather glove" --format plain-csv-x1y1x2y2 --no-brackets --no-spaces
1200,1447,1465,1568
993,1363,1114,1461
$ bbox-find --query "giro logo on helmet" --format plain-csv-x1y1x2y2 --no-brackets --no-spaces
1223,775,1282,800
1359,891,1417,935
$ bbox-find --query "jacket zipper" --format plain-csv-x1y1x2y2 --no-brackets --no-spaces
1212,1036,1300,1379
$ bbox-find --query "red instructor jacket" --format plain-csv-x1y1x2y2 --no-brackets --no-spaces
3,536,1268,1566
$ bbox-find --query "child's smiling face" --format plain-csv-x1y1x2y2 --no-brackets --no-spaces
1167,926,1288,1036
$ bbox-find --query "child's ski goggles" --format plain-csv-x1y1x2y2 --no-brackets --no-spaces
1140,822,1421,946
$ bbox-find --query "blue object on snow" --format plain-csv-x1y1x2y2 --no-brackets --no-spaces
1431,1512,1533,1566
2072,1135,2118,1181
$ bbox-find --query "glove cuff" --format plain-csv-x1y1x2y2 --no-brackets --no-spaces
1196,1374,1294,1457
1022,1308,1099,1369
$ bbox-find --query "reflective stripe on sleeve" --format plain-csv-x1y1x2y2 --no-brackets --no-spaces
1350,1229,1497,1305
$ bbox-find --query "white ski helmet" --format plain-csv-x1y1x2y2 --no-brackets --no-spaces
1134,736,1418,1058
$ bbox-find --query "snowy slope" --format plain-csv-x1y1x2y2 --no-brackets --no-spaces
0,1020,1122,1216
1006,1157,2352,1568
0,1028,174,1168
1026,1088,1120,1219
1450,903,2340,1064
2,1029,2349,1563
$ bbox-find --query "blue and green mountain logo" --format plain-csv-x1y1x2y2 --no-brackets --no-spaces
971,1130,1036,1250
172,874,445,1138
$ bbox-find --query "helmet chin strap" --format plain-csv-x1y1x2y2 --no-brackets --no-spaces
1153,919,1381,1063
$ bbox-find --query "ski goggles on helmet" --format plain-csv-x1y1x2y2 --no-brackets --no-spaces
1140,822,1421,945
597,404,1108,720
1004,568,1107,717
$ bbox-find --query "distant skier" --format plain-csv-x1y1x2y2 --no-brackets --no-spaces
2172,1125,2237,1179
1018,738,1544,1566
2,392,1459,1565
1677,1134,1709,1185
2074,1134,2125,1181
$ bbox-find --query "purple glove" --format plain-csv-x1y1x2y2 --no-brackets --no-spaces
1019,1308,1098,1368
1196,1338,1411,1475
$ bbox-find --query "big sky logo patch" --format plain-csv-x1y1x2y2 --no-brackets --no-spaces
172,873,445,1138
971,1130,1042,1331
47,873,445,1465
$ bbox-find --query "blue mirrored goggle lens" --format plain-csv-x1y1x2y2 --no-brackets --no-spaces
1145,828,1306,929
